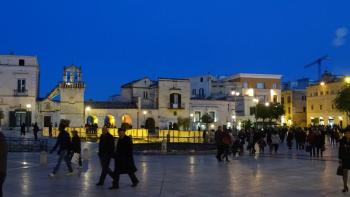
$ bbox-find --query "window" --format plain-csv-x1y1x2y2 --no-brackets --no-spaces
303,107,306,112
311,105,314,110
209,111,216,122
19,59,25,66
17,79,26,92
143,91,148,99
199,88,205,97
200,77,203,82
273,95,277,103
314,92,318,96
320,105,322,110
243,82,248,88
256,82,265,89
320,91,323,96
194,111,201,122
272,83,277,89
170,93,181,108
326,91,329,95
332,104,334,110
281,97,284,104
287,96,291,103
192,89,197,96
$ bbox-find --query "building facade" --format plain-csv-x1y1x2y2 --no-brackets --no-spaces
0,55,39,127
281,90,307,127
306,77,349,128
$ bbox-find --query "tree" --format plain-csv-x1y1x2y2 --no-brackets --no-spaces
201,113,214,131
177,117,191,131
242,119,252,130
334,86,350,124
254,104,269,123
271,103,284,121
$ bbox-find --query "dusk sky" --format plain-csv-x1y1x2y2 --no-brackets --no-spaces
1,0,350,100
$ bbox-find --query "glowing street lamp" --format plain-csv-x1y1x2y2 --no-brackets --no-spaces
253,98,259,103
345,77,350,84
265,102,270,107
85,106,91,112
320,81,325,86
26,104,32,109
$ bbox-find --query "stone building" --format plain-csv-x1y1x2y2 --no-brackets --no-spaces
281,90,307,127
0,55,39,127
306,74,350,128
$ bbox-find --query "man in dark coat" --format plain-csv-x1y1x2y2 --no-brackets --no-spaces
96,127,116,186
110,128,138,190
33,122,39,140
0,132,7,197
214,126,224,162
20,123,26,136
339,131,350,192
49,123,73,176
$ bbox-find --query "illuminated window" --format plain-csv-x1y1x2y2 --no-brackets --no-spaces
256,82,265,89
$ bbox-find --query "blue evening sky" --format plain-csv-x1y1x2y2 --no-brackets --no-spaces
1,0,349,100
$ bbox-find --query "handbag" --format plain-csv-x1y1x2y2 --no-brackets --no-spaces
71,153,80,165
337,165,343,176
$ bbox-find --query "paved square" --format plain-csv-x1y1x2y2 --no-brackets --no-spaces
3,142,347,197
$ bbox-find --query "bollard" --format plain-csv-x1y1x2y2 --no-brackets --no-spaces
40,151,48,166
82,148,90,161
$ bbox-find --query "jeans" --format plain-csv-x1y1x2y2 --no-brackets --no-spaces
0,173,5,197
98,155,115,184
53,150,73,174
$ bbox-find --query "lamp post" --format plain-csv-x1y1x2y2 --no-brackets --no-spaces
190,113,194,130
253,98,259,125
143,110,147,126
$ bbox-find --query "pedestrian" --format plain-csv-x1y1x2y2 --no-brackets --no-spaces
110,128,139,190
96,127,116,186
20,123,26,136
49,121,73,177
33,122,39,140
222,130,232,162
258,137,266,154
70,130,82,168
286,130,294,149
270,132,280,154
214,126,224,162
0,131,7,197
307,130,317,157
339,131,350,193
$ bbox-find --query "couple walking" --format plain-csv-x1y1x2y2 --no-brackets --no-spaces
97,127,139,190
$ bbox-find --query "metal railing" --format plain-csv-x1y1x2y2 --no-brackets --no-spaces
6,137,48,152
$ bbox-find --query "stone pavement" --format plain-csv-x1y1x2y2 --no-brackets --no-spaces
3,137,349,197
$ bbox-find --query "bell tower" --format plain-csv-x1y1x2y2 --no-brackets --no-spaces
59,65,85,127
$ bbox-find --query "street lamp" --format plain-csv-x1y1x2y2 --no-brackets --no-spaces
345,77,350,85
26,104,32,133
143,110,147,124
253,98,259,103
320,81,325,86
265,102,270,107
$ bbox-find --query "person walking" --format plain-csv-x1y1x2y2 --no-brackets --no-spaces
110,128,139,190
70,130,82,168
222,130,232,162
33,122,39,140
49,122,73,177
214,126,224,162
20,123,26,136
96,127,116,186
0,131,7,197
307,130,317,157
339,131,350,193
270,132,280,154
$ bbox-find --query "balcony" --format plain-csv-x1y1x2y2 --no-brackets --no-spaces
168,103,185,109
14,89,28,97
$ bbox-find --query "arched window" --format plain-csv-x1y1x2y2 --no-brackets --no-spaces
199,88,205,97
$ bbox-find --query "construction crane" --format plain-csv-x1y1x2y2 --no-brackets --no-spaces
304,55,329,80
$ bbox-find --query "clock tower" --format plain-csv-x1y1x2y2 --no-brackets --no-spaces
59,65,85,127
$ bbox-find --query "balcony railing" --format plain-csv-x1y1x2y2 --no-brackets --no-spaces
168,103,185,109
13,89,28,96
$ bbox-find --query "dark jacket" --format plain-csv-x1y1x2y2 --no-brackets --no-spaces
339,137,350,169
114,136,137,174
215,130,224,146
0,132,8,175
33,124,39,133
98,132,115,157
50,130,71,154
71,135,81,154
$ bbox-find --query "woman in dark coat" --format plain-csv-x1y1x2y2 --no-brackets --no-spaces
339,131,350,193
110,128,138,189
0,131,8,197
70,130,82,167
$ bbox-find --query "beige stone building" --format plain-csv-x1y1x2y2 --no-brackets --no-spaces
306,76,350,128
0,55,39,127
281,90,307,127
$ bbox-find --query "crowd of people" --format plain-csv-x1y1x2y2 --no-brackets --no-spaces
48,121,138,190
214,124,350,192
